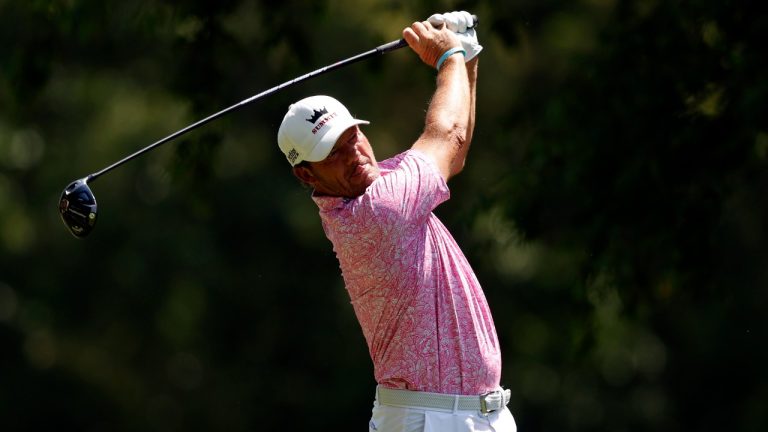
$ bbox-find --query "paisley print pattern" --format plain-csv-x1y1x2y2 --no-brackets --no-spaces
313,150,501,395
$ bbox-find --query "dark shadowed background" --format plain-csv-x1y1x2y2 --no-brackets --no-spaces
1,0,766,430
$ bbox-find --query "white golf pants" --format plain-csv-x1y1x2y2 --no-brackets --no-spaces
368,394,517,432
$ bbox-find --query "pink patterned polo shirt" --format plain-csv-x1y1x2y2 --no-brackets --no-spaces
313,149,501,395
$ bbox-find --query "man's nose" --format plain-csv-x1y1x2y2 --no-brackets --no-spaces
344,147,362,164
341,139,362,161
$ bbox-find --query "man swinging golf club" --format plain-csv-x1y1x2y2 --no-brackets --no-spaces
278,11,516,432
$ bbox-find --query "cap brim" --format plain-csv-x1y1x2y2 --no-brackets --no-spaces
304,118,370,162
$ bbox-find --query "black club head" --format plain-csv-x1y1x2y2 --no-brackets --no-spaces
59,178,98,238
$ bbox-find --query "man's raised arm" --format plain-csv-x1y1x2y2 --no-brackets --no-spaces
403,13,481,181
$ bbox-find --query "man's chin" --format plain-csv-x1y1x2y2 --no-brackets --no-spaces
362,169,381,188
346,172,379,197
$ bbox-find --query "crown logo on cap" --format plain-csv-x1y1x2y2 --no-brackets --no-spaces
306,107,328,124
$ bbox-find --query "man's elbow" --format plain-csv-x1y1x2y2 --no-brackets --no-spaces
446,122,469,151
447,127,469,177
420,120,471,179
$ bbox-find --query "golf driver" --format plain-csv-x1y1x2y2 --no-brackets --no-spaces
58,15,478,238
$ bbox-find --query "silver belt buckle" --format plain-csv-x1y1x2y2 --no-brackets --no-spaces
479,391,500,415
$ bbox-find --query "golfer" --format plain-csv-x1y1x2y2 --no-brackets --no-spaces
277,11,515,432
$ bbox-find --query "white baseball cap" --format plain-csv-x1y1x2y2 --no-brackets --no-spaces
277,95,369,166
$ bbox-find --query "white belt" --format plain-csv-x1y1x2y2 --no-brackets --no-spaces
377,386,511,415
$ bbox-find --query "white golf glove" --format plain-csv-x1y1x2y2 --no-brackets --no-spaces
428,11,483,61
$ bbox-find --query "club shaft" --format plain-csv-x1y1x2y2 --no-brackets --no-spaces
87,38,408,183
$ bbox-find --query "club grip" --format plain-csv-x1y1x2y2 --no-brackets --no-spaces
434,14,480,29
470,14,479,28
377,13,479,54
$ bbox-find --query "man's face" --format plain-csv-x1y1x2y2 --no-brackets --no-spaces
296,125,380,198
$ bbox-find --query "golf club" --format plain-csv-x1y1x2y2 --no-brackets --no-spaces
58,15,478,238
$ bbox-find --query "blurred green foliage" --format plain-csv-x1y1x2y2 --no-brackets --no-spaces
1,0,766,430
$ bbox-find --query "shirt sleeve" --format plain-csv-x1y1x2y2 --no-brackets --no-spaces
360,149,450,224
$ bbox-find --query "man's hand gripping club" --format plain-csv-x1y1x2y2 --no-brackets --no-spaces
402,20,464,69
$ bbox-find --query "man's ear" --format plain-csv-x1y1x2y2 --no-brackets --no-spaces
292,164,316,187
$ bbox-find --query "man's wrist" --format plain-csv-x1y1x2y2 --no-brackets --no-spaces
436,47,466,70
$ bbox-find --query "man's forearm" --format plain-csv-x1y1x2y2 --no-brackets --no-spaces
426,56,470,133
450,57,478,175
